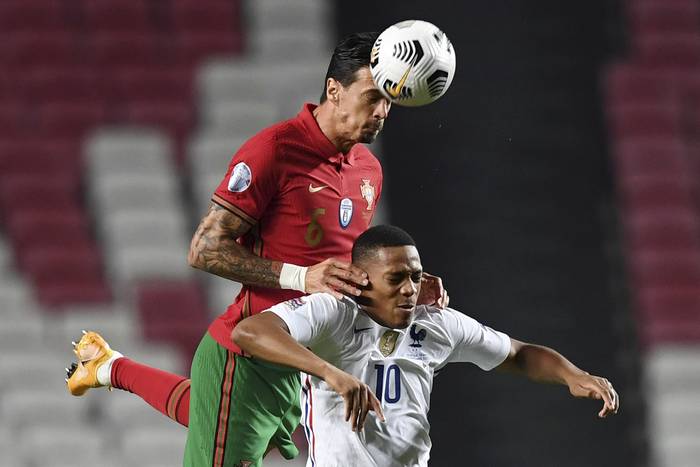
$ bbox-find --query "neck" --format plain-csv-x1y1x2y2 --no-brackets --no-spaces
313,102,355,154
356,299,395,329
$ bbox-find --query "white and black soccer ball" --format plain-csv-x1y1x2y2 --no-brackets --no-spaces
370,20,456,107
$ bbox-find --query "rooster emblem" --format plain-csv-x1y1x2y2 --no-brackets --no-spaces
409,324,426,347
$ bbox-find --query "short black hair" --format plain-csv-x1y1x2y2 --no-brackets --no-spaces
320,31,379,103
351,225,416,264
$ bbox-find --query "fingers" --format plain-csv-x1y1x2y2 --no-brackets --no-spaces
327,274,362,297
331,260,368,287
437,289,449,309
369,390,385,422
351,385,361,431
308,259,368,299
343,391,354,424
589,378,617,418
357,384,371,430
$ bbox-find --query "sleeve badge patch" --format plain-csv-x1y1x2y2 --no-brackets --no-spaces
227,162,252,193
283,297,306,311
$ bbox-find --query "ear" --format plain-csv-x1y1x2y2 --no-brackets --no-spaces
326,77,341,104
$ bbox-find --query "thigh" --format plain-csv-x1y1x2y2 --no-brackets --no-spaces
183,333,230,466
222,357,302,467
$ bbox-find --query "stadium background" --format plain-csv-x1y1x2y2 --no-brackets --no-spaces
0,0,696,466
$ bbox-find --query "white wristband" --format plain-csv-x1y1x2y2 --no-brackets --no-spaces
279,263,307,293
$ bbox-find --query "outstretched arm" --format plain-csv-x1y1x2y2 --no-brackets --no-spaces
496,339,619,418
187,203,367,296
232,312,384,430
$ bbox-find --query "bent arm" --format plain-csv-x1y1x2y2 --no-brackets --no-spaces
232,312,333,379
187,203,283,288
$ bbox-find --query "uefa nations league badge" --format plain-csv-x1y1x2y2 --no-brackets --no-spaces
227,162,252,193
339,198,353,229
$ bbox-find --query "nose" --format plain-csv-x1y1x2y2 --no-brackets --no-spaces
374,98,391,120
400,280,418,297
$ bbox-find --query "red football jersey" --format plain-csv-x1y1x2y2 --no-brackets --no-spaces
208,103,383,352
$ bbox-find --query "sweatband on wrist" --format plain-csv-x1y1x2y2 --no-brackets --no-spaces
279,263,307,293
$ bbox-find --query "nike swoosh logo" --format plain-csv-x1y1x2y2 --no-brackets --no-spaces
387,57,416,99
308,184,328,193
354,327,372,334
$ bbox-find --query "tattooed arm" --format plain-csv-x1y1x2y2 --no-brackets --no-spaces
188,202,368,295
187,203,284,288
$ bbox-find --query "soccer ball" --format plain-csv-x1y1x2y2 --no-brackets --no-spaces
370,20,456,107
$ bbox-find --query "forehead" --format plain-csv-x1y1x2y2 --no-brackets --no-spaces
347,67,379,93
373,246,421,272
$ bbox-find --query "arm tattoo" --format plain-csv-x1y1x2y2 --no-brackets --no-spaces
188,203,283,288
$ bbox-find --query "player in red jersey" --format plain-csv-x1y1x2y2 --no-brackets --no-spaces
66,32,447,466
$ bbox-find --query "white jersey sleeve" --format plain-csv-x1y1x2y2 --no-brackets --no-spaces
440,308,511,370
267,293,348,347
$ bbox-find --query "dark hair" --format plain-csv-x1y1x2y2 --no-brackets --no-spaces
351,225,416,264
320,31,379,103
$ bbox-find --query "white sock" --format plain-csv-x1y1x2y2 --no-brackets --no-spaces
96,351,123,386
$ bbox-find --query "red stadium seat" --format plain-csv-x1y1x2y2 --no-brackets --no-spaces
125,101,193,146
20,66,99,103
628,0,700,37
23,245,104,283
34,278,111,308
6,209,93,265
175,31,242,67
137,280,209,357
637,286,700,321
636,34,700,70
0,100,31,137
111,66,193,105
0,0,69,32
0,138,82,183
629,251,700,288
642,318,700,346
613,138,687,177
90,32,161,68
0,31,83,67
0,174,81,215
169,0,241,33
619,174,695,209
623,208,700,251
82,0,152,33
38,101,108,138
607,102,682,139
605,64,678,108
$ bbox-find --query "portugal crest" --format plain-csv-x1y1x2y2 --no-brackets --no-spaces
379,330,400,357
360,179,376,210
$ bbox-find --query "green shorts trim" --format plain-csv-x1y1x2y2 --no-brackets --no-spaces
183,333,301,467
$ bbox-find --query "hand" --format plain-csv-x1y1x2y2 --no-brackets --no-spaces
567,372,619,418
305,258,368,300
417,272,449,308
324,365,385,431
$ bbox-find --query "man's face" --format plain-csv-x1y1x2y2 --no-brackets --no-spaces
357,245,422,329
332,67,392,145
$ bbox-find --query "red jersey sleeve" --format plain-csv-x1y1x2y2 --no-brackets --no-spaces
211,131,281,224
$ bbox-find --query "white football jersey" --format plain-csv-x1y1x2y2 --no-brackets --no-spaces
268,293,511,467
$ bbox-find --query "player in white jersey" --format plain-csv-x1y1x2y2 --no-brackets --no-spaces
233,225,620,467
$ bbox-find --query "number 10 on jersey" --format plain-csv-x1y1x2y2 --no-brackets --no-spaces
374,364,401,403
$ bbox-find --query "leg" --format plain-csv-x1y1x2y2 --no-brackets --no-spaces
111,358,191,426
65,330,191,427
183,334,301,467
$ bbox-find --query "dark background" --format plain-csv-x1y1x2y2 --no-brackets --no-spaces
338,2,643,466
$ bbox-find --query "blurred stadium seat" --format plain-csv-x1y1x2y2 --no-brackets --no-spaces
0,0,321,464
606,1,700,463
